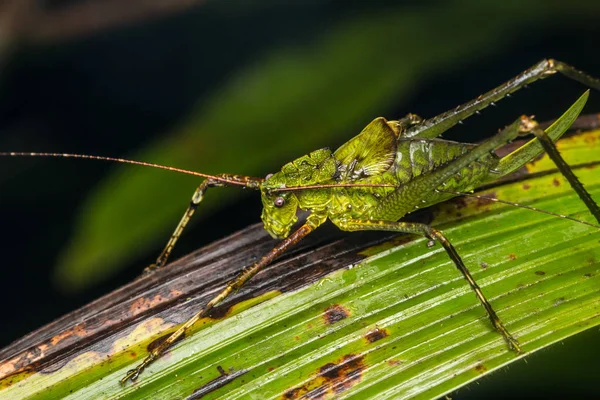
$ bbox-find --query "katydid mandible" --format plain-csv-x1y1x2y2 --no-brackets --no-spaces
2,59,600,384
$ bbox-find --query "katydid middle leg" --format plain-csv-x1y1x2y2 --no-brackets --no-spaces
335,218,521,352
330,117,540,351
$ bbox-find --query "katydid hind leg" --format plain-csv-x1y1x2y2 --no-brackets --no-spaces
121,222,317,383
531,127,600,223
336,219,521,352
485,92,600,223
490,91,589,178
386,116,536,217
406,59,600,139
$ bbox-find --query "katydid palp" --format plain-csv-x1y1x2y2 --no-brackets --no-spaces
1,59,600,385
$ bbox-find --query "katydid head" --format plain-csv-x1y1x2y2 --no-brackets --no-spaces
259,148,338,238
260,185,300,239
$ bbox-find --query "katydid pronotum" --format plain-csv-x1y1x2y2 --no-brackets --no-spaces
2,59,600,384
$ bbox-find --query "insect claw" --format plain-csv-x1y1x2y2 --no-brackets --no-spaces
120,368,141,384
490,101,497,107
141,263,161,276
475,110,481,115
120,351,158,384
505,334,522,354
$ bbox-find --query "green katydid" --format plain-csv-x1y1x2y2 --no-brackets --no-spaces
2,59,600,384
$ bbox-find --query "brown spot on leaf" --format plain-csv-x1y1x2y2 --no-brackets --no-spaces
522,183,531,190
480,262,488,269
454,197,468,209
476,193,495,208
535,271,546,276
508,253,517,261
49,324,89,347
323,305,350,325
552,177,561,186
474,364,487,373
129,290,183,316
387,359,403,367
364,327,389,343
282,354,366,399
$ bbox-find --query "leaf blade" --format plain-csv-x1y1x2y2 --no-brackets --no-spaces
3,124,599,399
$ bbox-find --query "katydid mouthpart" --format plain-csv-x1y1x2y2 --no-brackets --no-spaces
1,59,600,384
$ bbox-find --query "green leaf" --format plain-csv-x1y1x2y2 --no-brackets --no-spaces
3,106,599,398
52,0,600,290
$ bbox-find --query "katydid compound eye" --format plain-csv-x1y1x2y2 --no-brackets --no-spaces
274,197,285,207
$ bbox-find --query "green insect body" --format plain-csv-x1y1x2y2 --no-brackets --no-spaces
261,115,547,240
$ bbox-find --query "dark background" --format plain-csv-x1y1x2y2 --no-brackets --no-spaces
0,0,599,397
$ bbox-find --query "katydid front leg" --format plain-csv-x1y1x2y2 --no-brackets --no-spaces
122,221,320,383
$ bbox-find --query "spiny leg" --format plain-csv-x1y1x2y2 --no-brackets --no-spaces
491,91,589,178
336,219,521,352
144,174,261,274
406,59,600,139
122,222,318,383
531,126,600,223
484,92,600,223
397,116,538,210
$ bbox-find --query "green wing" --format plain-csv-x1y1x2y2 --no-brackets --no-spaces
333,117,397,180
